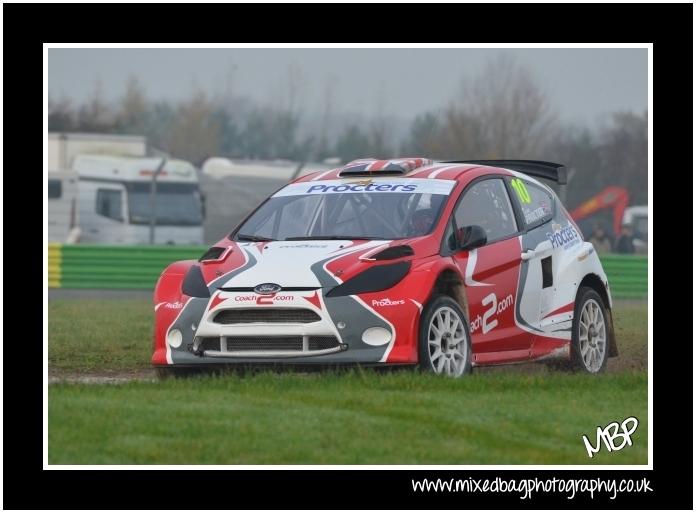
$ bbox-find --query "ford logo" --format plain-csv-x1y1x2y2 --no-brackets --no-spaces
254,283,282,295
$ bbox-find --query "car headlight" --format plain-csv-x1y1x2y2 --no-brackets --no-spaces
182,265,211,298
325,262,410,298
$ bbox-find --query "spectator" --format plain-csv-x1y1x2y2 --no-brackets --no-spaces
589,224,613,254
615,224,636,254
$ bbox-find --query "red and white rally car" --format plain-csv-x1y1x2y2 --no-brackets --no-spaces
152,158,617,377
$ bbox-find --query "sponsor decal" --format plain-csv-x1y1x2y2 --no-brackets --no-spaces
306,182,417,194
254,283,282,294
371,298,406,307
470,293,514,334
155,301,185,311
524,206,550,224
546,222,581,250
232,294,296,304
273,178,456,198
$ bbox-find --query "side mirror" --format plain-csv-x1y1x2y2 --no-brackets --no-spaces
457,225,487,251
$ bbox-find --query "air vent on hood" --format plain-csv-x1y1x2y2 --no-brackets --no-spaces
371,245,414,260
199,246,229,262
337,158,433,177
360,244,414,261
339,168,404,177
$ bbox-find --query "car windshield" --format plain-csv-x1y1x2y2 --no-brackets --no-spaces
127,182,203,226
233,178,454,241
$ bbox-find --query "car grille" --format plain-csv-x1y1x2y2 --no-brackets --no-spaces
227,336,304,351
198,337,221,352
307,336,340,351
196,336,341,354
212,308,321,324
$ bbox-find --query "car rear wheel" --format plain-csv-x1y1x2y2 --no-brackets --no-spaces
418,295,472,377
571,287,609,373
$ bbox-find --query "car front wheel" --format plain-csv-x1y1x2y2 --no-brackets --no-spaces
418,295,472,377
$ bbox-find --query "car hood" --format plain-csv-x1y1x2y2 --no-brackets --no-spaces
221,240,395,289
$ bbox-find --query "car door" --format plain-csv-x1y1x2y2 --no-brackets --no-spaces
506,176,556,330
450,178,532,358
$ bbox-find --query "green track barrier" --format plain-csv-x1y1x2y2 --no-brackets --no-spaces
49,243,203,291
47,244,648,299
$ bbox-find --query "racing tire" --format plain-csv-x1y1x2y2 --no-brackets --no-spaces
570,287,609,374
418,295,473,377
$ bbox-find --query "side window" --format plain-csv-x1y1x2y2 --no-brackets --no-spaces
48,179,62,199
444,219,457,252
454,179,518,242
509,178,554,228
96,189,123,221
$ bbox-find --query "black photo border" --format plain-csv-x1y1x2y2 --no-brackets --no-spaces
4,2,692,510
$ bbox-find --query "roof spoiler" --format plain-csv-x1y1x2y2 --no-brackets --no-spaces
441,160,567,185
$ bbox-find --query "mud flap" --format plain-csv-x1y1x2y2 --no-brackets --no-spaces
606,308,619,357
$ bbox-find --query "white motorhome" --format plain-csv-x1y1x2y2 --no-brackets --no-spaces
48,170,80,242
72,155,204,245
201,158,334,180
48,132,147,169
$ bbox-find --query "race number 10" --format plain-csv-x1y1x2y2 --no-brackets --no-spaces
511,178,531,204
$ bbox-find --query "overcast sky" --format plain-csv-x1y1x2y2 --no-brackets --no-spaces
49,48,647,126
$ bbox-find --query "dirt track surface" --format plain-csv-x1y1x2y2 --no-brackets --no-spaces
48,296,646,383
49,369,156,384
48,355,641,384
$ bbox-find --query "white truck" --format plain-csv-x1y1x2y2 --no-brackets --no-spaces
47,132,204,245
71,155,204,245
48,170,80,243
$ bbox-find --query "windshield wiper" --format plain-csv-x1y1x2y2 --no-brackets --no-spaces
284,235,383,241
236,233,276,242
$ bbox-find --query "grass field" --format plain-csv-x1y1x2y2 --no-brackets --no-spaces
48,299,648,465
48,299,648,373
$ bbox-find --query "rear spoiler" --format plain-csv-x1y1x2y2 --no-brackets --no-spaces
441,160,567,185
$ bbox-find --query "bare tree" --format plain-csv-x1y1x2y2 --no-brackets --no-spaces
401,112,442,156
284,62,306,117
48,95,75,131
169,90,221,165
543,111,647,209
118,75,148,133
441,55,556,158
367,81,395,158
77,78,114,132
316,76,337,160
598,111,648,204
